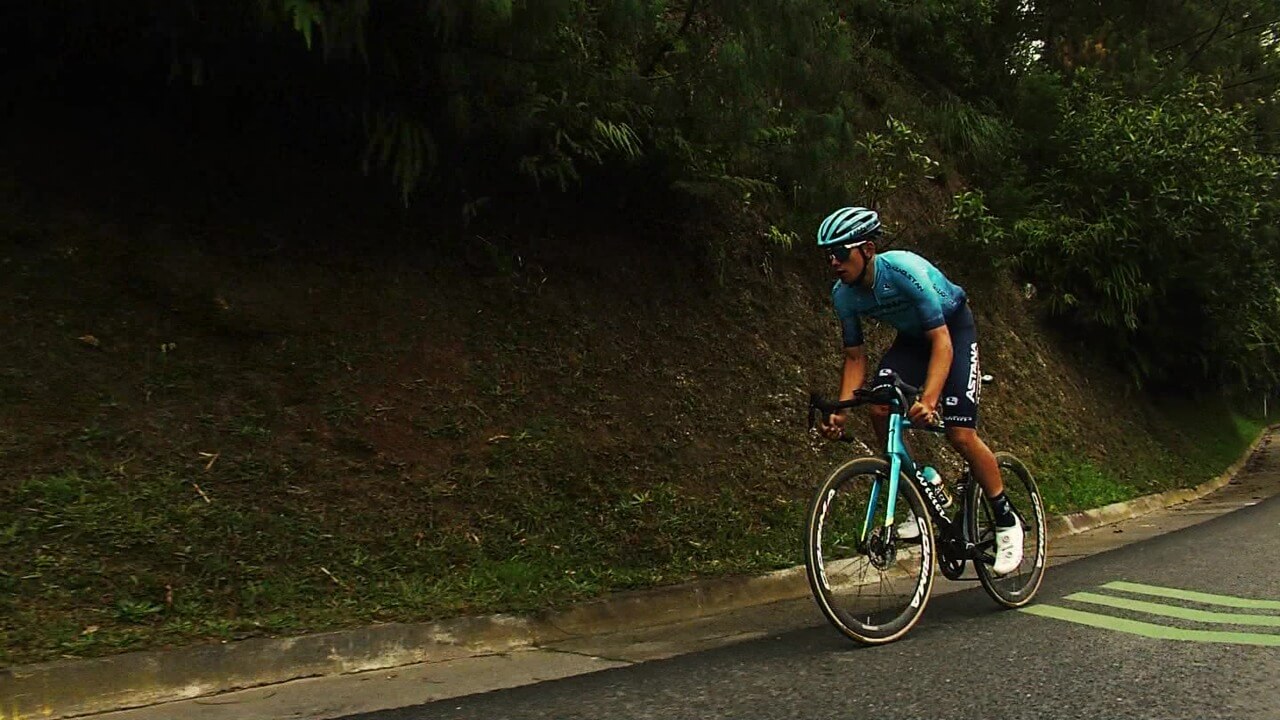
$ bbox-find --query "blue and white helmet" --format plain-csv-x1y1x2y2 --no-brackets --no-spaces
816,207,881,248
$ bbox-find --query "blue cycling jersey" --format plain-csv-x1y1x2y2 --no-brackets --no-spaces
831,250,967,347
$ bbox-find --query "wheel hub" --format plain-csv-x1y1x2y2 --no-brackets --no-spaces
866,527,897,569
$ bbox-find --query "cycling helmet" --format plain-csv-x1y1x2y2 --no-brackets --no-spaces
816,207,881,248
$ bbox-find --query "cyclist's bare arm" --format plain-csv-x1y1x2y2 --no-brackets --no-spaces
839,344,868,402
820,345,867,438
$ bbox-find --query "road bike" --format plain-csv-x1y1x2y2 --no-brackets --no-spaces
804,370,1046,644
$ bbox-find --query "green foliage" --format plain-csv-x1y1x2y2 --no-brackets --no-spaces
843,0,1030,98
854,117,939,206
996,76,1280,387
927,100,1019,175
765,225,800,250
948,190,1008,257
10,0,1280,396
8,1,952,213
281,0,323,50
1033,0,1280,99
943,1,1280,393
362,111,436,206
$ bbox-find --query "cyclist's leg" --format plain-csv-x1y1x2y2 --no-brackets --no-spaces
868,404,890,448
935,304,1001,497
937,306,1023,573
871,334,928,449
946,427,1001,496
955,419,1023,574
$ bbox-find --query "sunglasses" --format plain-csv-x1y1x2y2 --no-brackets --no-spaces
826,242,867,263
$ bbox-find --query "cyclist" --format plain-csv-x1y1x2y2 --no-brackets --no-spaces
814,206,1023,575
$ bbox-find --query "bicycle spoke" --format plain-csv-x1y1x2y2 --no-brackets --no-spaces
806,457,934,642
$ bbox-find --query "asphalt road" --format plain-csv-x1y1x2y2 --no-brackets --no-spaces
344,494,1280,720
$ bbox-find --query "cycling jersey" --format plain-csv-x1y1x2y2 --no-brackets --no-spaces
830,250,967,348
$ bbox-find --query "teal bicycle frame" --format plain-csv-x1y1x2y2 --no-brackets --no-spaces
863,407,915,542
808,374,962,549
859,397,957,546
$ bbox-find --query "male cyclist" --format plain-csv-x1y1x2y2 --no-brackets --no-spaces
815,206,1023,575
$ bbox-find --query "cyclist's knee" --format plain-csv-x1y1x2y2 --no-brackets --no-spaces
869,404,891,420
945,427,981,453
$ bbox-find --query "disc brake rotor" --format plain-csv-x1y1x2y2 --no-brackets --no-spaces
866,527,898,569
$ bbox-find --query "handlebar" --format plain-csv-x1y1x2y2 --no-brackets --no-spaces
808,370,946,438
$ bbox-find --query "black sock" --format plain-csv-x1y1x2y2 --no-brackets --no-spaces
989,492,1017,528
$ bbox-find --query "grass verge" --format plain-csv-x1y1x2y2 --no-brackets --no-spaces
1,198,1272,668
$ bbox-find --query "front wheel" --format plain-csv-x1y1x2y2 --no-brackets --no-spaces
966,452,1047,608
804,456,936,644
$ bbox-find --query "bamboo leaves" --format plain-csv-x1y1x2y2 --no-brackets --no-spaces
281,0,323,50
363,112,438,206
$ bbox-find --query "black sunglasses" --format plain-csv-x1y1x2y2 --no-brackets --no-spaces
826,242,866,263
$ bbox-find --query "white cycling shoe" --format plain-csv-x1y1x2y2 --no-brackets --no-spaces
896,511,922,541
992,515,1024,575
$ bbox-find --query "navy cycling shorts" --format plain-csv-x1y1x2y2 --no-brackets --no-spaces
875,303,981,429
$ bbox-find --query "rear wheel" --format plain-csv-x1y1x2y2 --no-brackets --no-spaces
967,452,1046,608
804,457,936,644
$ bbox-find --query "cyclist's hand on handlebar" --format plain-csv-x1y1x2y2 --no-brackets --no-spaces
819,411,847,440
908,399,941,428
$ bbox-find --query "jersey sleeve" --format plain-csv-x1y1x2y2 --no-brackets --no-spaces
840,313,863,348
831,284,864,347
885,257,946,331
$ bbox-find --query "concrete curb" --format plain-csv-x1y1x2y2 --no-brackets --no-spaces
3,426,1275,720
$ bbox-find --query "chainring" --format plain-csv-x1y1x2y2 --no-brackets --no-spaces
939,552,967,580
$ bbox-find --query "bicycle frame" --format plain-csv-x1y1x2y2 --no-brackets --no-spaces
860,406,961,544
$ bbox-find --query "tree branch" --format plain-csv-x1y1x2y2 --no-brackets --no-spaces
1182,2,1232,70
458,40,560,65
1160,16,1278,56
1158,25,1215,54
676,0,698,36
1224,70,1280,90
641,0,699,77
1217,18,1280,43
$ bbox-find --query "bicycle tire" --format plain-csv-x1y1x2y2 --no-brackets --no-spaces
966,451,1047,608
804,456,936,644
